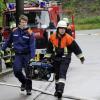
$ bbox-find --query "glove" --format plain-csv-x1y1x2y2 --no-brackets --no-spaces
80,57,85,64
0,50,4,57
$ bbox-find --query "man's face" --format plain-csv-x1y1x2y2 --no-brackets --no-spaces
19,19,28,29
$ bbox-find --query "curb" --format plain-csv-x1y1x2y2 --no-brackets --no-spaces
0,68,13,77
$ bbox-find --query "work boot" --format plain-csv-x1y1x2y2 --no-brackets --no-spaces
57,90,62,98
56,82,65,98
26,89,32,95
54,90,62,98
54,91,58,97
54,83,59,97
26,79,32,95
21,84,26,91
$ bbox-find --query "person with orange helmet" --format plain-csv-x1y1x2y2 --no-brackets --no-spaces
44,20,85,98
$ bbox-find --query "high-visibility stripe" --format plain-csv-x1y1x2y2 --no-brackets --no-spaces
44,54,51,58
58,78,66,84
53,45,55,52
53,46,68,55
23,36,29,39
5,59,11,63
77,53,84,59
64,47,68,54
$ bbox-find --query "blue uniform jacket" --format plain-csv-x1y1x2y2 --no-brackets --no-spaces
2,28,35,58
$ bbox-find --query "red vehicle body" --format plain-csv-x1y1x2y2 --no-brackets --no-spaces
71,15,75,39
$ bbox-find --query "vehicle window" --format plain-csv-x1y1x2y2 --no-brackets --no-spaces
25,10,50,28
40,11,50,28
5,10,50,29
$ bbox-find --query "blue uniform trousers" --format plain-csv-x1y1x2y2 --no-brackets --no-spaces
13,53,32,90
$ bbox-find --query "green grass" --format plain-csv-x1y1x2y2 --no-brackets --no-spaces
74,16,100,30
75,23,100,30
74,16,100,24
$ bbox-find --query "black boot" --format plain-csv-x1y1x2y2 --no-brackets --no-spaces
26,79,32,95
21,84,26,91
56,82,65,98
54,83,59,97
57,90,62,98
26,90,32,95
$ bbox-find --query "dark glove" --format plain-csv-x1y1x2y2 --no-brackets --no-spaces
80,57,85,64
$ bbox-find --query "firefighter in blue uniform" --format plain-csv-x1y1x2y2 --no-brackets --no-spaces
44,20,85,98
0,15,35,95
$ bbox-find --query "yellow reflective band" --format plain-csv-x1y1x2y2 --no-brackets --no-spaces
5,59,11,63
44,54,51,58
64,47,68,54
34,53,40,61
0,50,4,55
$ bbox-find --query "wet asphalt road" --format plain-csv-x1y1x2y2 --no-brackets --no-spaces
0,29,100,100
